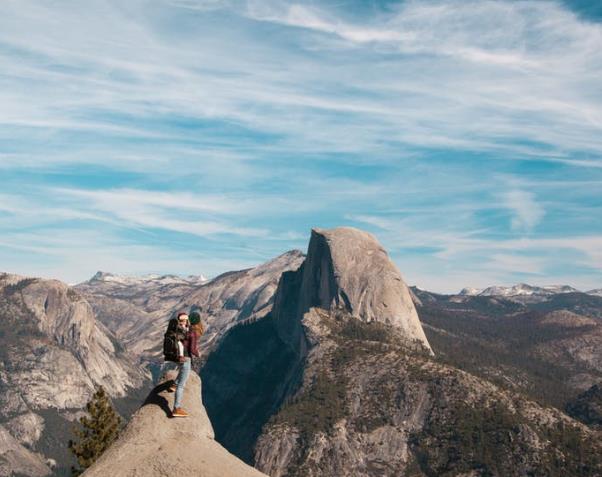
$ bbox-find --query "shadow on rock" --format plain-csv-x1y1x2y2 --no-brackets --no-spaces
142,380,173,417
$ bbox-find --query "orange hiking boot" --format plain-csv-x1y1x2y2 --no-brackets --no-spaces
172,407,188,418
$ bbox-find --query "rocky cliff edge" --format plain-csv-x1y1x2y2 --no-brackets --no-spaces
82,371,267,477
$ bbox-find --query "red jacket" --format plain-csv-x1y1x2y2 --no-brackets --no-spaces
183,330,200,358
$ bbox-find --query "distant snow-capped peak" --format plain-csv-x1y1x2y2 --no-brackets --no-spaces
89,271,208,286
458,283,580,297
458,287,482,296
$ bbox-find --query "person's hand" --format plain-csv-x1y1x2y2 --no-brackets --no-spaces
178,356,186,363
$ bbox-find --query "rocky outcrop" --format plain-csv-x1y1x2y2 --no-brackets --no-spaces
83,372,267,477
273,227,432,354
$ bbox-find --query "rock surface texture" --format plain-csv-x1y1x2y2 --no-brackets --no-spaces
0,273,148,476
83,372,267,477
273,227,431,354
0,274,147,407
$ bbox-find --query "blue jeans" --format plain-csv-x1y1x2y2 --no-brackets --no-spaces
155,362,177,386
174,358,191,409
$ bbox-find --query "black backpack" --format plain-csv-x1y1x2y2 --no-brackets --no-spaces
163,318,181,362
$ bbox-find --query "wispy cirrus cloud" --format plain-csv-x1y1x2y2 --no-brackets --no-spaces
0,0,601,289
2,0,602,163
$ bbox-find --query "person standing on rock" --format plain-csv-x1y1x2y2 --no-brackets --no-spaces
188,308,206,408
162,315,185,383
171,312,192,417
171,311,204,417
188,309,204,367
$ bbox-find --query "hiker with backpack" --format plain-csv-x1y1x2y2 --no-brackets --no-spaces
163,310,203,418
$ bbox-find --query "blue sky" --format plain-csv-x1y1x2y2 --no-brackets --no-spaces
1,0,601,293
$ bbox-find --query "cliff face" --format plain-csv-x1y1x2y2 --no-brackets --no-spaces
273,227,432,356
82,372,267,477
304,228,425,333
201,315,300,463
0,274,147,408
0,273,148,476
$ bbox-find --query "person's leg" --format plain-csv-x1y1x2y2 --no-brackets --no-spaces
173,358,191,410
155,361,175,386
158,362,178,391
171,362,179,389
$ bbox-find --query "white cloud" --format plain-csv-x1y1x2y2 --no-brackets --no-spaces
502,189,545,232
166,0,232,11
58,188,241,215
51,188,272,238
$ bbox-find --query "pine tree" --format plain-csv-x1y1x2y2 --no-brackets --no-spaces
68,386,122,476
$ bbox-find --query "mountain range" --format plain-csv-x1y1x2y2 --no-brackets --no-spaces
0,227,600,476
458,282,601,301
